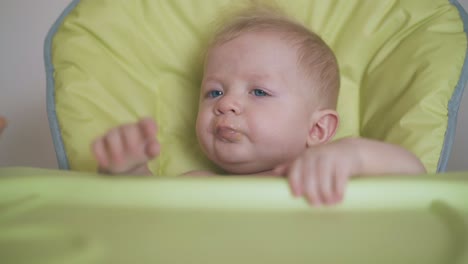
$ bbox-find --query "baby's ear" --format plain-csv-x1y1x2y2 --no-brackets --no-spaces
306,110,339,147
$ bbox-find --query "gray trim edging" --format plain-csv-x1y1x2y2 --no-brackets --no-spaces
439,0,468,172
44,0,81,170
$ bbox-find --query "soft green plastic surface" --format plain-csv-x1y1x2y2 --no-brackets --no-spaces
51,0,467,174
1,167,468,264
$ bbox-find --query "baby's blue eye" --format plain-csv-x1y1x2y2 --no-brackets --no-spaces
252,89,269,97
208,90,223,98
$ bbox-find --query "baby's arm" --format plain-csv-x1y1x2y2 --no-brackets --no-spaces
91,117,160,175
282,137,426,206
347,137,426,175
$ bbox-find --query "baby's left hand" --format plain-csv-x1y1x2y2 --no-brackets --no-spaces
275,139,362,206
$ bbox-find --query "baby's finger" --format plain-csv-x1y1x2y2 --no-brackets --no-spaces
92,137,109,169
333,171,349,203
121,124,147,159
317,161,334,205
104,128,125,170
139,117,157,139
145,139,161,158
138,118,160,159
287,160,303,197
303,165,321,206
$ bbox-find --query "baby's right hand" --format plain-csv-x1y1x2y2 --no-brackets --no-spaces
92,117,160,175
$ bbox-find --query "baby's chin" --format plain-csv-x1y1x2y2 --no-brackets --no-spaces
199,143,274,175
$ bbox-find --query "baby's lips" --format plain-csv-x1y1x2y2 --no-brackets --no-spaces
216,127,242,143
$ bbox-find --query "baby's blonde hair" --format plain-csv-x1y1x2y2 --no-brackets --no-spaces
206,2,340,108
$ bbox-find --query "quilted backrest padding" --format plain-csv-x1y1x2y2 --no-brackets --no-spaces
47,0,467,175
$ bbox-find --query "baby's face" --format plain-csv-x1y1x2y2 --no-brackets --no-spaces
196,32,315,174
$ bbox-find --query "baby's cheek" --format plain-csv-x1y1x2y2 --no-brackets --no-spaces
272,123,309,151
195,111,208,134
195,116,212,150
195,120,205,145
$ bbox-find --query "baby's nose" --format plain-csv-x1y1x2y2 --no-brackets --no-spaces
215,95,242,115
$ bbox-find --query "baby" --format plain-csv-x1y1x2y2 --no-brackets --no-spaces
92,6,426,206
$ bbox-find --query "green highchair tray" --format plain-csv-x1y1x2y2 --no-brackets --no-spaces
0,167,467,264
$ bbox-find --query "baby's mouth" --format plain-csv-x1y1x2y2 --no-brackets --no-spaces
215,126,242,143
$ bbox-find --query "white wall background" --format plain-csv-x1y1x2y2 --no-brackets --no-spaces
0,0,467,171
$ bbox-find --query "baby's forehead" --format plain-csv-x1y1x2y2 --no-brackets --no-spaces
205,30,322,81
206,30,306,67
